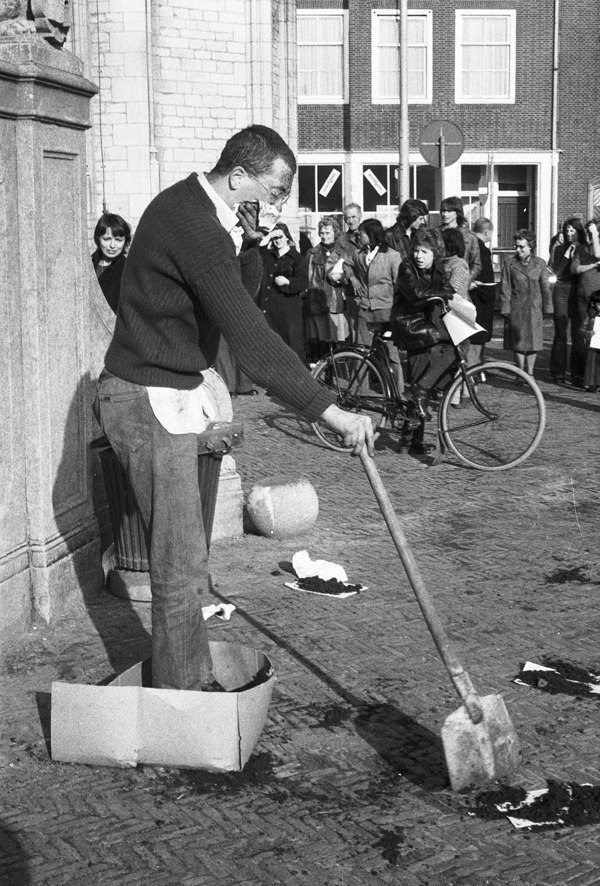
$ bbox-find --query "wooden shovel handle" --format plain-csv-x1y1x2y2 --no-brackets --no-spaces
360,450,483,725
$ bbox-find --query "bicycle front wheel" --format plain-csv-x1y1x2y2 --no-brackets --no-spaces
440,362,546,471
311,350,391,451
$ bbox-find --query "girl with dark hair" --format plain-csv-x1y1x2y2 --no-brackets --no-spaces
384,198,428,259
441,227,470,300
500,229,553,379
439,196,482,286
391,227,455,451
344,218,403,390
570,219,600,388
549,216,588,385
92,213,132,313
258,223,308,363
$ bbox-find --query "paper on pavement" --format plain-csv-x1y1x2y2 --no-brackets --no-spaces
292,550,348,583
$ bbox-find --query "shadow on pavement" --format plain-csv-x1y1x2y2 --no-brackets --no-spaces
354,702,447,792
52,377,151,682
211,586,449,793
541,390,600,413
0,820,31,885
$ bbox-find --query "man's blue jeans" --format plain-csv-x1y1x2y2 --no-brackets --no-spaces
94,371,216,690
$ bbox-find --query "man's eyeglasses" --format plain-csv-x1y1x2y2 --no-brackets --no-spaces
245,170,290,206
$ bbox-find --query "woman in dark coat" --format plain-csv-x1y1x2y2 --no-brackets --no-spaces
392,227,454,451
258,223,308,363
91,213,131,314
500,229,552,379
549,216,587,386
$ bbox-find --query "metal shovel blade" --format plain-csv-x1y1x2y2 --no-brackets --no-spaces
441,693,521,792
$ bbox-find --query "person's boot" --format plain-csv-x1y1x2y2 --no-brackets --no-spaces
409,383,431,421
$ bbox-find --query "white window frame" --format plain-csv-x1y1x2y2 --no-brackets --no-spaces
455,9,516,104
297,9,349,105
371,10,432,105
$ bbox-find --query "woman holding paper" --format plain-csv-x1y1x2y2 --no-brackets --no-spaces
304,216,349,363
392,227,455,433
500,229,553,380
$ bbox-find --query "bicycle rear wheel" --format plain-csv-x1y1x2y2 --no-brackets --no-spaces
440,362,546,471
311,350,391,451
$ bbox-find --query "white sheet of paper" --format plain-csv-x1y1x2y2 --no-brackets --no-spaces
442,311,485,345
590,316,600,349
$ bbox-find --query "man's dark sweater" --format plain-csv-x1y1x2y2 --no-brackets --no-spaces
106,173,334,423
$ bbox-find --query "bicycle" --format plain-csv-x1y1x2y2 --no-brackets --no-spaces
310,298,546,471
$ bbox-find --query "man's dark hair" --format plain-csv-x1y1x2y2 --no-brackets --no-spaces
398,199,428,229
440,196,467,228
213,125,296,177
442,227,465,259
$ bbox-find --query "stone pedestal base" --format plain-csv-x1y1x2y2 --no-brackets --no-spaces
108,568,151,603
211,455,244,542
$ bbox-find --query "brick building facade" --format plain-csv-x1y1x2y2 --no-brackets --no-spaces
297,0,600,257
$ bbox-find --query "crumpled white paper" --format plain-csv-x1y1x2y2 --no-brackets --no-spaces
202,604,236,622
292,550,348,583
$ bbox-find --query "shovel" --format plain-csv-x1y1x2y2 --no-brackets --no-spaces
359,450,521,791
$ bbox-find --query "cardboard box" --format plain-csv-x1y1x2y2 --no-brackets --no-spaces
51,642,275,771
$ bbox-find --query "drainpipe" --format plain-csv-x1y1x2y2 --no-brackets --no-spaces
550,0,560,235
145,0,161,196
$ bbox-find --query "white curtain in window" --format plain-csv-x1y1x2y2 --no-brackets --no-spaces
461,15,510,98
376,14,427,101
298,15,344,99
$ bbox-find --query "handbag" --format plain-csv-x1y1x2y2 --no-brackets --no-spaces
392,311,442,351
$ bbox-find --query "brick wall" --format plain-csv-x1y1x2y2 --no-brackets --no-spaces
299,0,554,154
556,6,600,219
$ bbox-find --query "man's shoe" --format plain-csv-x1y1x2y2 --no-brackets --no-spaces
551,375,566,385
409,384,431,421
409,441,436,455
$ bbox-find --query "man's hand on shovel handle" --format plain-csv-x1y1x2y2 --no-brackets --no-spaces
320,405,375,456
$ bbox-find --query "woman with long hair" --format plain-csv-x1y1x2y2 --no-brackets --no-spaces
439,196,482,286
549,216,587,385
344,217,403,391
392,227,455,451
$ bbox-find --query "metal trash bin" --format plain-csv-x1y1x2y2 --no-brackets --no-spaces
93,422,244,585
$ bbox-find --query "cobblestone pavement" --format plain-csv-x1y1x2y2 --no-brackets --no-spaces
2,335,600,886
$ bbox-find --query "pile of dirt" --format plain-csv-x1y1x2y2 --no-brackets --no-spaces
514,657,600,698
471,780,600,829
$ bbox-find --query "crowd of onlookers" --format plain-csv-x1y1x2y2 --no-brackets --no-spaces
91,196,600,406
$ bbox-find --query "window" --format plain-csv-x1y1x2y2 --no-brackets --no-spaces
298,11,348,104
455,10,516,104
299,165,344,215
371,11,432,104
361,164,436,228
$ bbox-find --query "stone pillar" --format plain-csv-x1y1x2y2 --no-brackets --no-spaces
0,35,99,645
